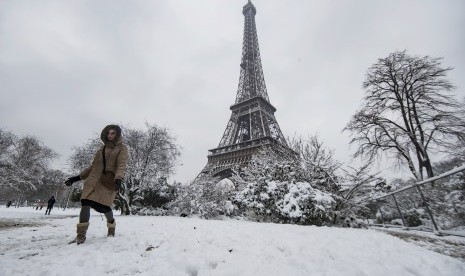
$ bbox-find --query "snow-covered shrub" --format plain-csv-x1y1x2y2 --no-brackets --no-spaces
342,216,368,228
404,209,422,227
439,171,465,228
229,148,337,225
139,182,177,209
376,207,394,224
424,159,465,229
276,181,335,225
234,178,286,221
332,163,385,226
168,175,238,219
169,146,338,225
197,178,238,219
234,177,335,225
135,207,169,216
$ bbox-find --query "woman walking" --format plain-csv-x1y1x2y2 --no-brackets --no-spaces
65,124,129,244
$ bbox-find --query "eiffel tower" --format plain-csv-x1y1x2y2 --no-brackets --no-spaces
201,0,293,178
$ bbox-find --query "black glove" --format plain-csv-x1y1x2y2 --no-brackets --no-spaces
65,175,81,186
115,179,122,192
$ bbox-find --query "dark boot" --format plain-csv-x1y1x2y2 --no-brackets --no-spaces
107,220,116,237
75,222,89,245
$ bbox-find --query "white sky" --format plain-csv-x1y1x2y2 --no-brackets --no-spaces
1,0,464,183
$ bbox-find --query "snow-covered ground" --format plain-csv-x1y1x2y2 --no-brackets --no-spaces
1,207,464,276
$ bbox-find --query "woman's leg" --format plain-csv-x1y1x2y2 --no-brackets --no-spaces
104,210,116,237
79,205,91,223
74,202,91,244
104,210,114,223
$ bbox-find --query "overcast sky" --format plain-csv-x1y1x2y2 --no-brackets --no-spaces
1,0,464,183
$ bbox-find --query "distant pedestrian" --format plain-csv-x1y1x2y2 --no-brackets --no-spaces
6,200,12,208
45,196,56,215
35,200,45,210
65,124,129,245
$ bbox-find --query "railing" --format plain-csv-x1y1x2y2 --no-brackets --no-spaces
368,164,465,237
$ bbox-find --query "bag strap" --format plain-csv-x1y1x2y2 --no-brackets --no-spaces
102,145,107,173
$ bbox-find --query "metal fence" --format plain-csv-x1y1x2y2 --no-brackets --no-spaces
368,165,465,237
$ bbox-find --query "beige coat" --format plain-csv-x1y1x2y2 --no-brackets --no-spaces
80,126,129,207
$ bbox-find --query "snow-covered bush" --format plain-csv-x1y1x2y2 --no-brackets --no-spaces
134,207,169,216
376,207,394,224
404,209,422,227
234,160,335,225
139,180,177,209
288,135,341,194
276,181,335,225
169,147,336,225
168,175,238,219
430,169,465,229
234,178,285,221
332,163,385,225
341,216,368,228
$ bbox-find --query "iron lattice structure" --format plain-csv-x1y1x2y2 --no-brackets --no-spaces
201,1,293,178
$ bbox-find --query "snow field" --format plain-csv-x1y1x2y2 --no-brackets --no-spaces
0,207,464,276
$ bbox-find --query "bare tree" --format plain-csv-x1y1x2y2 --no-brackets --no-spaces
0,128,14,163
0,129,57,191
0,128,58,206
68,137,101,174
288,135,341,192
449,104,465,161
345,50,465,180
0,129,15,187
334,163,385,223
117,123,180,214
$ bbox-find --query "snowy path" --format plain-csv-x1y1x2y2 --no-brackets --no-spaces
1,207,464,276
371,226,465,261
